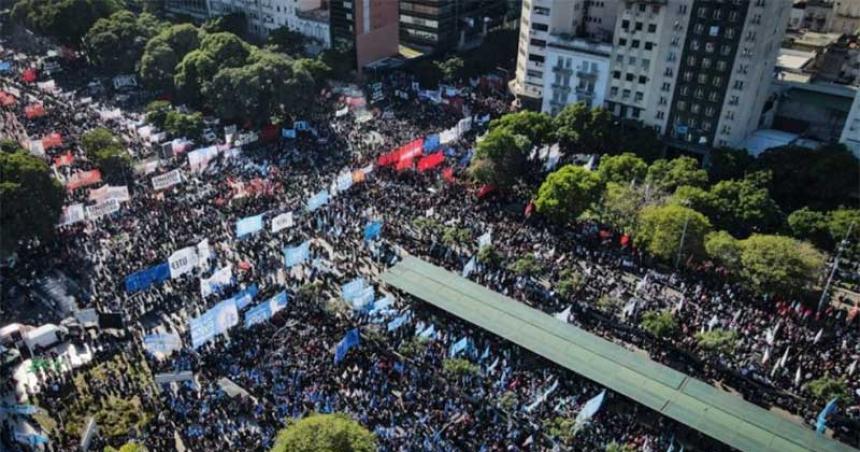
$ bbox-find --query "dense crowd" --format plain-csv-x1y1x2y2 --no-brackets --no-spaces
1,43,857,451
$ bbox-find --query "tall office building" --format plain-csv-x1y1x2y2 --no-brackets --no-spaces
330,0,400,72
399,0,509,53
514,0,790,151
512,0,618,108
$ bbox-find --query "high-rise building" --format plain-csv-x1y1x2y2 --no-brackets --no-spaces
663,0,790,150
399,0,509,53
330,0,400,73
512,0,618,108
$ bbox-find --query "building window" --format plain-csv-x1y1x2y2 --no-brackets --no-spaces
635,22,643,31
625,73,634,81
622,89,631,99
661,82,671,91
728,95,739,105
705,107,715,117
677,101,687,111
690,40,700,51
716,60,727,72
622,19,630,30
610,86,619,97
645,42,654,50
534,6,550,16
694,88,704,99
657,111,665,119
712,76,723,87
697,74,708,84
638,75,647,84
694,24,705,34
641,58,650,70
616,54,623,63
648,23,657,33
619,38,627,46
680,85,690,96
721,125,732,134
533,23,549,32
613,71,621,79
530,39,547,47
634,92,644,102
733,80,744,90
628,56,637,65
529,54,545,63
698,6,708,18
709,26,720,37
708,91,719,102
631,40,640,48
725,28,736,39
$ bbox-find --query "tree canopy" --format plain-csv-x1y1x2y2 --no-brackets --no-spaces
202,12,247,37
645,157,708,193
751,144,858,211
0,149,64,257
84,10,162,74
140,23,202,89
738,234,824,296
597,153,648,185
487,110,554,146
704,230,742,269
535,164,602,223
267,26,311,56
470,127,531,188
635,203,712,263
12,0,120,44
81,128,130,182
271,413,376,452
553,103,615,155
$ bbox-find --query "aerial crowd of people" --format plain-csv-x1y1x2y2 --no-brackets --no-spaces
0,40,857,451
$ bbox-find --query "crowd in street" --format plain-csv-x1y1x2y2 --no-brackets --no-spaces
1,43,857,451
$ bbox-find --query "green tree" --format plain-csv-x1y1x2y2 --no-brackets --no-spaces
442,358,479,377
704,231,741,269
81,128,130,182
470,127,531,188
752,144,858,211
645,157,708,193
827,209,859,248
557,267,583,298
787,208,830,248
805,376,849,403
295,58,332,88
12,0,120,44
174,32,251,105
320,42,354,80
202,12,247,37
738,234,825,296
84,11,162,74
606,442,637,452
597,152,648,184
267,26,310,56
640,310,676,338
535,164,602,223
508,253,543,276
707,147,754,183
0,150,64,257
635,204,712,263
105,442,146,452
695,329,738,354
705,172,782,238
434,56,464,83
599,182,653,233
140,23,202,89
209,50,314,123
163,110,203,141
477,244,501,266
489,110,554,146
271,413,376,452
144,100,172,129
553,103,615,155
1,139,21,153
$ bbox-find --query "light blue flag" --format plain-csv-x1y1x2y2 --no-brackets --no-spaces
295,120,309,131
449,337,470,357
369,296,394,316
283,241,311,267
574,390,606,429
462,256,476,277
363,221,383,241
387,313,410,331
352,286,375,310
143,333,182,355
0,61,12,73
189,299,239,348
282,128,296,139
1,404,39,415
236,214,264,237
334,328,360,364
816,398,839,434
418,324,436,339
306,190,329,211
341,278,367,301
15,432,49,446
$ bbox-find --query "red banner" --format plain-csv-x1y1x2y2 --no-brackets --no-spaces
378,138,425,167
442,167,455,183
24,103,46,119
41,132,63,150
396,157,413,172
53,152,74,167
417,151,444,172
66,169,102,191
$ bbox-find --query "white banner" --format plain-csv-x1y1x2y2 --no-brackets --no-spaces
28,140,45,157
271,212,294,233
89,185,130,203
168,246,199,279
86,199,120,220
58,203,85,226
335,106,349,117
152,169,182,191
336,171,353,192
188,145,219,173
197,239,212,263
457,117,473,135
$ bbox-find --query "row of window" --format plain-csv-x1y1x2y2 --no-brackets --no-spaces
621,20,657,33
617,37,655,50
615,55,650,71
612,71,648,84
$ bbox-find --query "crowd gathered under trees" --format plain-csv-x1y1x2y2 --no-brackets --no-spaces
2,2,860,451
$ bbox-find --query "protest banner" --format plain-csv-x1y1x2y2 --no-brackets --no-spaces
270,212,294,233
151,169,182,191
189,299,239,348
86,199,120,220
168,246,199,279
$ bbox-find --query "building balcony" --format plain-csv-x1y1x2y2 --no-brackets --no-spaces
577,70,598,79
575,88,594,98
552,66,573,75
551,83,571,92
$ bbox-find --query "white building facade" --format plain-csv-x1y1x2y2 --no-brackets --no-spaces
541,37,612,115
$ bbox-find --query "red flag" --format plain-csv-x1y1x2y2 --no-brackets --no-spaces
620,234,630,247
417,151,444,172
53,152,74,167
42,132,63,149
24,103,46,119
599,229,612,240
0,91,15,107
21,68,37,83
524,201,536,218
442,167,455,183
477,184,496,199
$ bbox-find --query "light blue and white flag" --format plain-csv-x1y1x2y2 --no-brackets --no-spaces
341,278,367,301
462,256,476,277
574,389,606,430
387,313,411,332
334,328,360,364
283,241,311,267
143,333,183,355
816,398,839,434
364,221,383,241
200,265,234,298
189,299,239,348
236,214,264,237
336,172,353,191
418,324,436,340
449,337,470,357
306,190,330,211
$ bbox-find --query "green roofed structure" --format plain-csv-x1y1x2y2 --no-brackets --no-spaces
380,256,857,452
